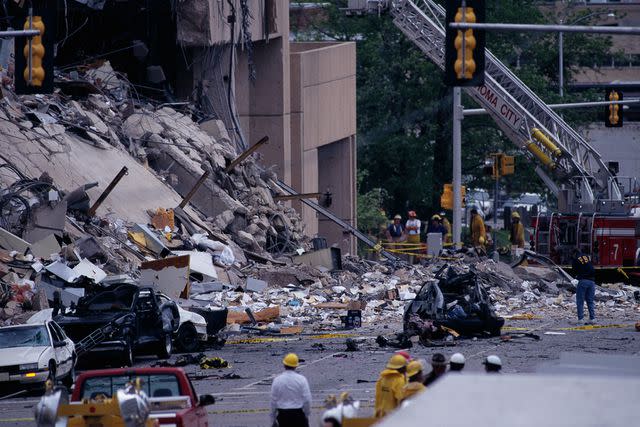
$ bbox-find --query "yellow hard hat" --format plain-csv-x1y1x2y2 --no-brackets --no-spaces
406,360,423,377
394,214,402,220
386,354,408,370
479,236,486,245
511,211,520,219
283,353,299,368
431,214,441,221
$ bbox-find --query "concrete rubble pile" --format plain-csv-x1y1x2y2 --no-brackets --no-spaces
0,61,636,347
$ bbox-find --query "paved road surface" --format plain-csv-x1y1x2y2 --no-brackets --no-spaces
2,317,639,426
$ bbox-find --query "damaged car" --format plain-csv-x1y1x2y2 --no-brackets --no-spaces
157,292,208,352
54,283,179,366
404,267,504,339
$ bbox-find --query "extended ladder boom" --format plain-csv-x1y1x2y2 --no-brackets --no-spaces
348,0,622,212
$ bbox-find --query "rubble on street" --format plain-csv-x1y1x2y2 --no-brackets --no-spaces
0,61,636,364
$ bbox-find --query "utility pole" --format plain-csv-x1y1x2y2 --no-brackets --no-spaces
452,87,463,248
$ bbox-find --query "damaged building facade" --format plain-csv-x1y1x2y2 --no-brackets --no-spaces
3,0,357,254
175,0,358,253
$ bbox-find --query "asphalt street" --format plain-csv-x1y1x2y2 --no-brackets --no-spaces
2,316,639,426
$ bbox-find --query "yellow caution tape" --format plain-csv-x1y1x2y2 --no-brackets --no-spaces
557,323,634,331
308,333,354,339
501,326,531,331
227,337,292,344
227,332,354,345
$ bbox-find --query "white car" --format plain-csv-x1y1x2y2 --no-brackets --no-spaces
0,321,76,388
157,293,208,352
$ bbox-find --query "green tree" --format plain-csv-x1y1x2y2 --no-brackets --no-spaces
290,0,616,224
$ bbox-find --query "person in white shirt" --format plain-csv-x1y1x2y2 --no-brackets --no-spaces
270,353,312,427
405,210,422,263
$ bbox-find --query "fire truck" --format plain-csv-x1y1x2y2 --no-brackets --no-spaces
346,0,639,278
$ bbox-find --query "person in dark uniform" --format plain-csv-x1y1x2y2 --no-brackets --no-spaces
423,353,447,386
571,249,596,324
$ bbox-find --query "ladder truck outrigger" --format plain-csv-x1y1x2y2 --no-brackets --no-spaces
346,0,640,280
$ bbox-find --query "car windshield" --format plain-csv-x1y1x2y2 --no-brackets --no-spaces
0,326,50,348
80,374,181,400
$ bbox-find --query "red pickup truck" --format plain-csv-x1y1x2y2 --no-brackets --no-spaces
71,367,215,426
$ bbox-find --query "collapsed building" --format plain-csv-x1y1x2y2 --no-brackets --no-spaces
0,1,637,365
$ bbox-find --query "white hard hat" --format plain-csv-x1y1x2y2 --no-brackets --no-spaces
484,355,502,367
450,353,465,364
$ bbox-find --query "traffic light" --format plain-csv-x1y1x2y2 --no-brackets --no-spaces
23,16,45,88
441,184,466,210
444,0,485,87
14,5,56,95
500,155,515,176
605,88,623,127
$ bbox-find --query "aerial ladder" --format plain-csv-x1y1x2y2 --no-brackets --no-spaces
346,0,623,214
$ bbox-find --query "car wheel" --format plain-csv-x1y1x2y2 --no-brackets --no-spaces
176,323,199,353
157,333,172,359
123,338,134,367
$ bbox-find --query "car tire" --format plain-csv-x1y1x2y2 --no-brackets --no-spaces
122,338,134,367
157,333,172,359
176,323,199,353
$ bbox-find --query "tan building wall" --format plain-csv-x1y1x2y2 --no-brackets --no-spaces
290,42,358,254
178,1,358,254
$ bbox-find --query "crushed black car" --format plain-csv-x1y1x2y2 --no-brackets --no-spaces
404,267,504,339
54,284,179,366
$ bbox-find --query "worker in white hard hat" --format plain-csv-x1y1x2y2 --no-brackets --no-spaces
449,353,465,372
270,353,312,427
483,355,502,373
510,211,525,248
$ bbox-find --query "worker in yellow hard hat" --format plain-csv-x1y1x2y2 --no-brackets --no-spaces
374,354,408,418
405,211,422,263
470,208,486,251
510,211,525,248
270,353,312,427
401,360,426,402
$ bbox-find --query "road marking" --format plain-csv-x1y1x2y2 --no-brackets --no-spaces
237,352,342,390
0,418,32,423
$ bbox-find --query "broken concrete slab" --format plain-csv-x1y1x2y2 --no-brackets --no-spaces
246,277,268,293
0,227,29,252
22,200,67,243
140,255,190,300
29,234,61,259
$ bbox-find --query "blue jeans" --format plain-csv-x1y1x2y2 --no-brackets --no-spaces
576,279,596,320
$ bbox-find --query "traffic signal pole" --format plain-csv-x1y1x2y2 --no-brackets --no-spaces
452,87,463,248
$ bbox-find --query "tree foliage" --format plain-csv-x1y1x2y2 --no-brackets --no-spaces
291,0,615,231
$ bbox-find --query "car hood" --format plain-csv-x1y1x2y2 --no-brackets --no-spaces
177,306,206,326
0,346,48,366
